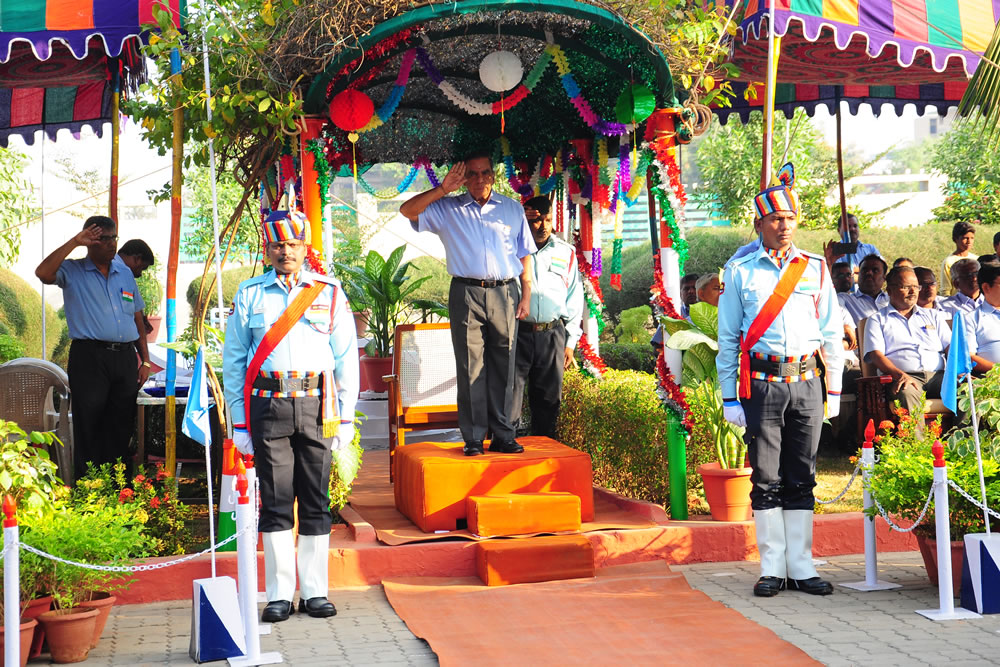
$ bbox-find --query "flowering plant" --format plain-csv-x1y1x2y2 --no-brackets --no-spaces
72,461,195,556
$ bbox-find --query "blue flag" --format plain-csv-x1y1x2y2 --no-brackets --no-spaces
943,311,973,414
182,346,212,447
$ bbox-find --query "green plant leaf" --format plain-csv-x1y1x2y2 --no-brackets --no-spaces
688,302,718,340
666,329,718,351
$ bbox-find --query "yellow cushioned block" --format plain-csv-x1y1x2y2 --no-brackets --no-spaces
475,534,595,586
467,492,582,537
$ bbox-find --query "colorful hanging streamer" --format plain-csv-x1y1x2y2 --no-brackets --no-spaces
578,334,607,380
547,45,630,137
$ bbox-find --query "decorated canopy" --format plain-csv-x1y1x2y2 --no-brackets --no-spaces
718,0,999,123
0,0,186,145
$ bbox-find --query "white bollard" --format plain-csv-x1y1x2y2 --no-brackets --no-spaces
228,465,282,666
842,420,900,592
4,495,19,667
240,457,270,636
916,441,980,621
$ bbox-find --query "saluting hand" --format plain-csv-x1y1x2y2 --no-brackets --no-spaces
440,162,467,194
73,224,104,248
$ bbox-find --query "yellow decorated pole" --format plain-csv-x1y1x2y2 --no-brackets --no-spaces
165,48,183,477
760,0,782,190
109,65,120,220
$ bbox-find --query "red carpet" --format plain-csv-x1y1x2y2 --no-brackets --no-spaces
383,561,820,666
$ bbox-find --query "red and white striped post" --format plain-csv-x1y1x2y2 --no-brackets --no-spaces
916,441,980,620
843,420,900,591
4,494,19,667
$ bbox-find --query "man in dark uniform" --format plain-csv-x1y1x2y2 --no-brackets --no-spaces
400,152,536,456
223,210,359,622
716,164,844,598
512,196,583,438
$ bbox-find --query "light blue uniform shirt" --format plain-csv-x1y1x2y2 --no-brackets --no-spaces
56,254,144,342
966,301,1000,362
717,244,844,399
863,305,950,372
838,290,889,326
222,270,359,426
412,192,536,280
521,236,584,348
941,291,983,316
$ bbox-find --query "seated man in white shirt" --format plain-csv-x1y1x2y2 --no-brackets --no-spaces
914,266,945,311
967,262,1000,374
840,255,889,326
941,258,983,316
863,266,951,415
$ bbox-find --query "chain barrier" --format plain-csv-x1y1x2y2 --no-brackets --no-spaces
815,463,863,505
19,523,251,573
947,479,1000,521
0,536,15,562
870,479,938,533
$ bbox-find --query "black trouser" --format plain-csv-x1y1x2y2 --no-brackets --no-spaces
250,395,332,535
741,377,823,510
68,339,139,480
448,279,518,443
512,321,566,438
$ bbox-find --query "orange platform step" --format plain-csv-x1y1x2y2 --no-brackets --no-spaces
467,492,582,537
394,436,594,533
475,534,595,586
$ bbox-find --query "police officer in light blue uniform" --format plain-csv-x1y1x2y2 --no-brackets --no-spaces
717,164,843,599
512,196,584,438
223,210,358,623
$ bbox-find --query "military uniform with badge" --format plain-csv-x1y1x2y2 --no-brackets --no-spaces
716,164,844,598
222,211,359,622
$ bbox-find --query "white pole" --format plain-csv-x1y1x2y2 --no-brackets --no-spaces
916,442,980,620
3,500,19,667
40,131,46,359
966,374,991,535
660,247,683,382
201,29,225,323
842,420,900,591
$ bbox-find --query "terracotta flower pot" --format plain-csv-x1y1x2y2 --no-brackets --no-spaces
37,607,99,664
916,534,964,596
0,617,37,667
352,311,369,339
360,353,393,393
697,462,753,522
78,592,116,649
146,315,163,343
22,595,52,658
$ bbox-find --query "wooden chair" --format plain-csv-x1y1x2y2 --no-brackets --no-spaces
383,323,459,481
856,318,949,439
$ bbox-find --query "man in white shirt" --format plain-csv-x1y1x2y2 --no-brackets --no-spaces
839,255,889,326
941,258,983,316
966,262,1000,373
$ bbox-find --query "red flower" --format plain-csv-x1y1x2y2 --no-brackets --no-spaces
134,474,147,484
156,468,168,482
878,420,894,433
143,482,153,491
118,488,134,503
873,435,882,443
150,496,161,509
163,493,170,502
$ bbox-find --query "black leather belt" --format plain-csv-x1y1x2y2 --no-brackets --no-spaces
452,276,515,288
253,376,321,392
73,339,136,352
749,356,817,377
519,320,560,332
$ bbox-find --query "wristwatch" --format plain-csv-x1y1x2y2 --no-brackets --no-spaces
141,361,151,368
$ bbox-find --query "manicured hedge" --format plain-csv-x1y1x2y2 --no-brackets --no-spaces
0,268,65,362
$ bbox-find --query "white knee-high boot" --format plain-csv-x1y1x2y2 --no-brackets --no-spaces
753,508,787,578
262,530,296,602
784,509,819,580
296,533,330,600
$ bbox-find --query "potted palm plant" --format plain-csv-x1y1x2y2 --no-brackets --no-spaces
662,302,752,521
335,245,446,392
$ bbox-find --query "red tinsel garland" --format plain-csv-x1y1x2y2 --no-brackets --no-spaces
650,254,683,320
306,247,326,275
578,333,607,377
573,235,604,301
650,143,687,208
326,28,419,98
656,350,694,432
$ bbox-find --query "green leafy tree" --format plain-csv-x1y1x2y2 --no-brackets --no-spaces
930,119,1000,225
182,163,260,263
0,147,36,267
53,154,105,218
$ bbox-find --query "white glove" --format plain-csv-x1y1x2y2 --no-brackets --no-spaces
826,393,841,419
332,422,355,452
233,427,253,456
723,401,747,428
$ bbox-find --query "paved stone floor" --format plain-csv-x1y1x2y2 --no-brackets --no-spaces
676,552,1000,666
30,552,1000,665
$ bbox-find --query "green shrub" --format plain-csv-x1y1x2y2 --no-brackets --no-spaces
599,243,656,328
186,265,260,319
136,263,162,316
614,305,652,343
559,368,703,510
407,255,451,308
0,333,24,362
0,268,65,360
600,342,656,373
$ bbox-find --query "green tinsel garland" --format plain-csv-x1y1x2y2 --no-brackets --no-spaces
645,162,688,272
610,237,623,276
306,139,332,224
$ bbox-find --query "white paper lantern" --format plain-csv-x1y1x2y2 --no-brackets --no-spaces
479,50,523,92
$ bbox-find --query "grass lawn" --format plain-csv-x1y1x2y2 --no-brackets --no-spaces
814,455,864,514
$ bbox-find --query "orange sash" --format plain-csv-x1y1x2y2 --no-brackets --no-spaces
738,256,809,399
243,281,326,436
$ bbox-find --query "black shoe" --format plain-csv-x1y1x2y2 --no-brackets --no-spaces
489,439,524,454
463,441,485,456
787,577,833,595
261,600,294,622
753,576,785,597
298,597,337,618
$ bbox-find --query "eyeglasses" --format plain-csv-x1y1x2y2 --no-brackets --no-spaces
889,284,919,293
99,234,118,243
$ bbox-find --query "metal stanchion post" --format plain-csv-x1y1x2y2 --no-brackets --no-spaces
843,420,900,591
228,464,282,666
916,441,980,621
4,495,19,667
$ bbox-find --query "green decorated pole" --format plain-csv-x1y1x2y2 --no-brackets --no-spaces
667,414,688,520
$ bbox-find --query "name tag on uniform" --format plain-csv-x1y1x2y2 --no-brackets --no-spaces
923,324,936,331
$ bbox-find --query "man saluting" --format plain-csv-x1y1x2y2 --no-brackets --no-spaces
223,210,358,622
716,164,844,598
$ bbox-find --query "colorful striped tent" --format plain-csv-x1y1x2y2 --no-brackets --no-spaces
0,0,185,145
718,0,998,122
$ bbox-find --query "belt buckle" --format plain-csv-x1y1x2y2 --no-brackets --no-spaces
282,377,305,392
779,361,800,376
108,342,122,352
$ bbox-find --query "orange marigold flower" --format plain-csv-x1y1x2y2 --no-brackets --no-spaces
118,488,134,503
878,420,894,432
134,474,146,484
873,435,882,443
150,496,161,509
156,468,168,481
